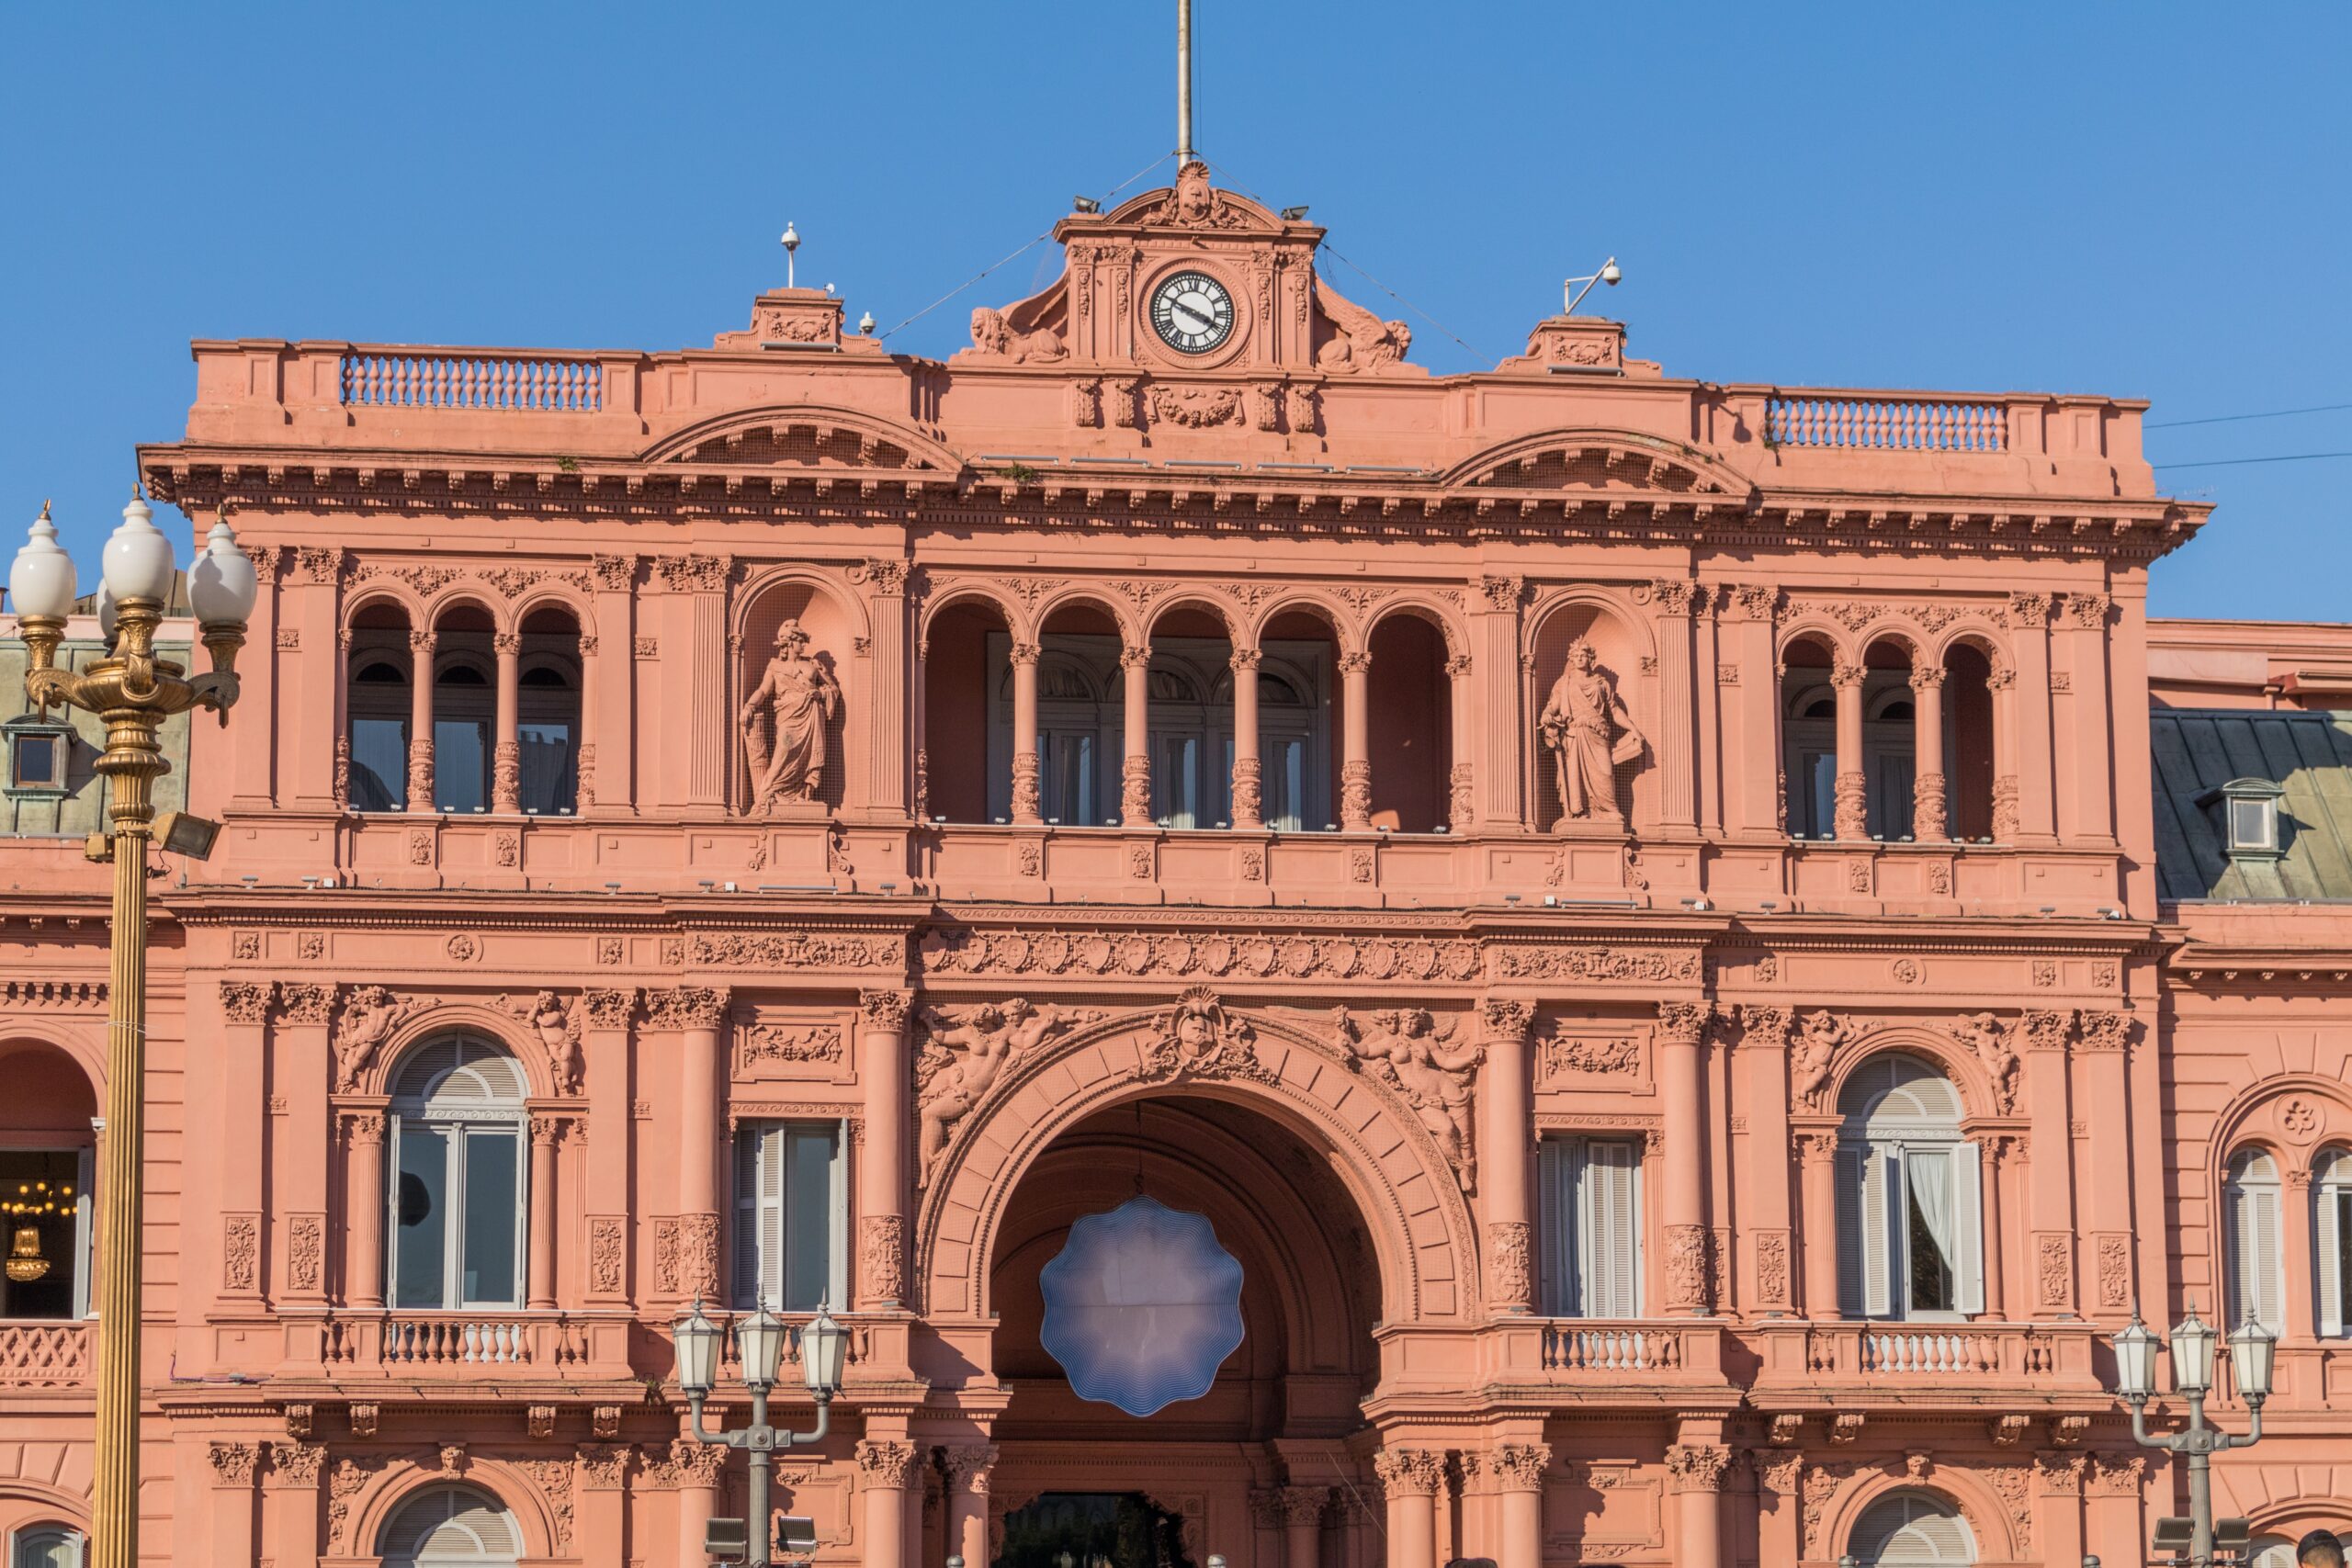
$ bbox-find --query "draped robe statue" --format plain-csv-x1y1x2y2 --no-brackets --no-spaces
1539,637,1643,824
741,619,841,811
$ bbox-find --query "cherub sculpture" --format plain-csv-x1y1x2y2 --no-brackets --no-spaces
915,998,1089,1185
1333,1006,1485,1190
741,619,841,811
1792,1011,1850,1110
1954,1012,2019,1113
522,989,582,1095
1540,637,1644,824
334,985,410,1092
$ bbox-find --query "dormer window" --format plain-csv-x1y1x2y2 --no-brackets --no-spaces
2210,777,2284,859
2,717,74,801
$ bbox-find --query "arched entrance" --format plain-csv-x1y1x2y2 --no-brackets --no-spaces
377,1483,522,1567
984,1095,1385,1565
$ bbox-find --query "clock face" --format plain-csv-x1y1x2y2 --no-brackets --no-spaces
1149,270,1236,355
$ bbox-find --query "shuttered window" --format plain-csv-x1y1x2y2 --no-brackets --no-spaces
386,1038,529,1311
731,1122,847,1313
1537,1136,1642,1318
2318,1147,2352,1339
2225,1148,2285,1337
1837,1055,1983,1321
1847,1487,1975,1563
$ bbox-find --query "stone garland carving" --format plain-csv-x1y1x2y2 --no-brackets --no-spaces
1539,638,1643,825
741,619,841,812
223,1214,260,1293
1664,1224,1712,1314
855,1438,920,1488
691,931,902,969
915,999,1096,1187
859,1214,907,1303
588,1216,626,1295
288,1215,324,1293
741,1024,843,1068
1493,945,1701,983
509,989,584,1094
1485,1221,1532,1311
1539,1029,1641,1079
920,924,1488,984
1372,1449,1445,1496
333,985,413,1092
1149,385,1243,428
1755,1229,1792,1306
1332,1007,1482,1191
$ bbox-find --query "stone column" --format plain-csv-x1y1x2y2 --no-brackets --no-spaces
493,628,522,812
2086,1452,2149,1568
1737,1008,1796,1313
1444,653,1475,831
1010,640,1042,823
650,986,729,1303
1472,574,1525,829
2007,592,2058,842
666,554,733,810
2066,592,2117,843
1830,656,1865,840
1650,580,1698,829
1373,1448,1442,1568
231,546,282,811
2034,1451,2086,1567
1910,666,1947,840
576,1445,629,1568
1479,999,1536,1312
1488,1445,1549,1568
673,1439,727,1568
218,982,272,1308
1982,1136,2014,1320
407,626,436,811
857,1439,918,1568
2022,1009,2080,1315
208,1441,261,1565
1279,1485,1329,1568
1988,660,2021,840
1727,586,1781,840
859,558,912,816
263,1441,325,1568
1121,643,1153,827
341,1110,388,1308
275,984,335,1308
527,1113,560,1310
582,988,638,1306
1755,1450,1804,1568
1657,1002,1713,1314
1796,1133,1841,1318
1340,649,1373,829
945,1445,997,1568
2077,1010,2136,1323
288,546,345,809
588,553,639,814
858,990,911,1311
1230,648,1263,829
1666,1442,1729,1568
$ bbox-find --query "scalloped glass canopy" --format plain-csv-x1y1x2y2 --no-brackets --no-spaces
1038,1195,1245,1417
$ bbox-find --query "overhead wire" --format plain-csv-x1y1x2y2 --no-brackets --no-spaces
2153,452,2352,468
2146,401,2352,430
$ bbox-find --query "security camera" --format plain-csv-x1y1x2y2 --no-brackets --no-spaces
1600,260,1623,286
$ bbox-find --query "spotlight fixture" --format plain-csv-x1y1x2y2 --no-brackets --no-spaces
1072,196,1102,213
1280,205,1309,221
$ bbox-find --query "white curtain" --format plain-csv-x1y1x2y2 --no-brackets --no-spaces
1906,1149,1956,1278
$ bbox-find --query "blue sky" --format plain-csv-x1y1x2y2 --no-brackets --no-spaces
3,2,2345,620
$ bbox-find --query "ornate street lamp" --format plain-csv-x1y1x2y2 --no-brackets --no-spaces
673,1298,847,1565
9,492,255,1568
2111,1303,2273,1567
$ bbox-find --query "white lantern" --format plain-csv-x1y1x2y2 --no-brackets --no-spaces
2229,1319,2276,1403
7,505,76,621
799,1303,850,1395
2170,1301,2218,1395
2112,1312,2157,1402
736,1303,788,1389
187,517,258,628
671,1297,721,1394
99,491,176,605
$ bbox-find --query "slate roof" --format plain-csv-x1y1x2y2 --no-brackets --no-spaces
0,637,192,839
2152,708,2352,900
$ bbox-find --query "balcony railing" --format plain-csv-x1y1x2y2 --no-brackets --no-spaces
0,1322,91,1387
1766,392,2007,453
339,350,605,412
1542,1321,1682,1372
1748,1318,2100,1393
318,1313,594,1373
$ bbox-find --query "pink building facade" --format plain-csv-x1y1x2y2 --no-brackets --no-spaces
1,165,2346,1566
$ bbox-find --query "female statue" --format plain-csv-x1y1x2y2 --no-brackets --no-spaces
740,619,841,810
1539,637,1643,823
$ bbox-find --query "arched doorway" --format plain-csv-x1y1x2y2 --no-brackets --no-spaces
377,1483,522,1567
984,1096,1384,1562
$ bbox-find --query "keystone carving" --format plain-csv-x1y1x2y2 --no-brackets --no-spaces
1142,987,1273,1088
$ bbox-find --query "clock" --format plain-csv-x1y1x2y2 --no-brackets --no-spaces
1149,270,1236,355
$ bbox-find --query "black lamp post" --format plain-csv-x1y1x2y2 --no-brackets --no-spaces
2112,1302,2275,1567
673,1298,850,1565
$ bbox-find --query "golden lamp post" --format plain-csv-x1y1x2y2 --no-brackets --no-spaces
9,491,256,1568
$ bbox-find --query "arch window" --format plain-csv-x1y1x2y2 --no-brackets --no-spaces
515,660,579,815
1847,1489,1975,1564
432,659,494,814
2225,1147,2286,1337
1783,680,1840,838
1837,1055,1983,1320
11,1527,82,1568
2320,1145,2352,1338
388,1039,528,1311
347,654,411,812
2245,1537,2296,1568
378,1484,521,1567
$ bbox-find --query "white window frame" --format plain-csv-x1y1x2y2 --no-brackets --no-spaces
2224,1147,2286,1337
1837,1058,1983,1323
11,1524,85,1568
2319,1146,2352,1339
1537,1135,1644,1319
386,1044,529,1313
731,1119,848,1313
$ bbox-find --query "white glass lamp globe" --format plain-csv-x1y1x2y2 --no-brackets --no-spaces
97,579,119,643
100,491,176,605
7,507,77,621
187,519,258,627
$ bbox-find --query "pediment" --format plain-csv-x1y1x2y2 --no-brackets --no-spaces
640,405,965,475
1442,429,1755,501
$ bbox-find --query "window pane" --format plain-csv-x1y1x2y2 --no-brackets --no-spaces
13,735,58,788
15,1529,79,1568
461,1130,519,1305
1153,735,1196,829
433,718,489,812
1045,731,1093,824
0,1150,82,1320
518,722,575,813
1905,1152,1956,1312
1268,737,1305,832
351,717,407,812
394,1126,448,1308
1806,751,1838,837
783,1127,838,1312
2338,1191,2352,1330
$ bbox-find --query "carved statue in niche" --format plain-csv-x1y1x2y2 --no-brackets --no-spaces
967,306,1067,365
334,985,413,1092
1792,1011,1850,1110
516,989,583,1095
915,999,1094,1185
1313,279,1411,374
741,619,841,811
1539,637,1643,825
1333,1007,1485,1191
1954,1011,2019,1113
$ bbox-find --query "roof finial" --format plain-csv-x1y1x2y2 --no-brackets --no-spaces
1176,0,1195,170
